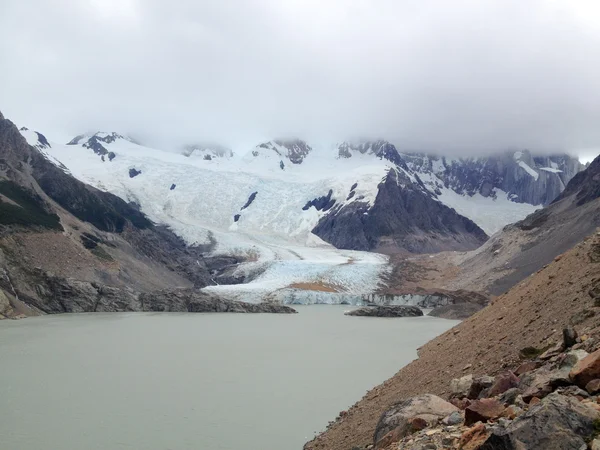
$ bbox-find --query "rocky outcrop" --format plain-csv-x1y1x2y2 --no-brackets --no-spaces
337,140,407,168
12,271,295,314
345,305,423,317
140,289,297,313
312,168,488,253
403,150,584,206
254,139,312,164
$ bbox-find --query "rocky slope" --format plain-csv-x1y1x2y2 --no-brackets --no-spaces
305,229,600,449
0,110,247,318
448,154,600,295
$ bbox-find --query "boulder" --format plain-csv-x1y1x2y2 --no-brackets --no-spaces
346,305,423,317
464,399,505,425
450,374,473,399
460,423,490,450
498,388,520,406
519,366,571,402
563,326,578,349
487,371,520,397
586,379,600,394
442,411,463,426
467,375,495,399
479,393,600,449
373,394,459,444
514,361,540,376
570,349,600,388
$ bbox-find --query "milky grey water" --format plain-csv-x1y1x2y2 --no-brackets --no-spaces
0,306,458,450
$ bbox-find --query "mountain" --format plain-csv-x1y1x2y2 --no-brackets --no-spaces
34,132,583,256
0,111,264,318
312,166,488,253
442,153,600,296
9,119,585,304
403,150,583,207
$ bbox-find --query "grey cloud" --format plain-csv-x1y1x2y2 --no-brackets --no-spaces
1,0,600,157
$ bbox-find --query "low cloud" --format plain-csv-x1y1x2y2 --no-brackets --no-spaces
1,0,600,157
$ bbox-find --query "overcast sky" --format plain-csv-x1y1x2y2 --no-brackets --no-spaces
1,0,600,159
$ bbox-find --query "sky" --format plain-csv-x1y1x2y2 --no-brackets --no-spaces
1,0,600,159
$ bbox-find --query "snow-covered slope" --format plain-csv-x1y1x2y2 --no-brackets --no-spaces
22,129,581,302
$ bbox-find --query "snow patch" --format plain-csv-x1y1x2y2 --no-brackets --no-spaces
518,161,539,181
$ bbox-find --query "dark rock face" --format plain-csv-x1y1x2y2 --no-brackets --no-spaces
313,169,488,253
139,289,297,313
129,168,142,178
0,180,62,230
241,191,258,210
403,150,584,206
16,272,296,314
0,115,152,233
303,189,336,212
345,305,423,317
170,183,176,190
233,214,240,222
553,154,600,206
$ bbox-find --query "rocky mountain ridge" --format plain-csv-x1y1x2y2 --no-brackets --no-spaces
0,110,250,318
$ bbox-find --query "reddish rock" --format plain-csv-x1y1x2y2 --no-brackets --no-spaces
529,397,541,405
570,349,600,388
487,371,520,397
465,399,506,426
501,405,522,420
515,361,540,376
460,423,490,450
586,379,600,395
374,426,402,450
409,416,428,431
450,397,472,410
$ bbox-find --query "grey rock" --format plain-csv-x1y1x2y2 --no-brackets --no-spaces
498,388,521,406
479,393,600,450
563,326,578,349
467,375,495,400
345,305,423,317
373,394,459,444
449,374,474,399
441,411,463,426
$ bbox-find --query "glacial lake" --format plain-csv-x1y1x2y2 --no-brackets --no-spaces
0,306,458,450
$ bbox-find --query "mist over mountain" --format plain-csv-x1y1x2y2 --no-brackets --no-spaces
1,0,600,158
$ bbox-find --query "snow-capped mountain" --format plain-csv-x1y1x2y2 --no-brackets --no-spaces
181,143,233,160
17,127,583,301
403,150,583,207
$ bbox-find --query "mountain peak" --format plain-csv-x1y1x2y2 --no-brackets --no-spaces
338,140,406,168
251,139,313,165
